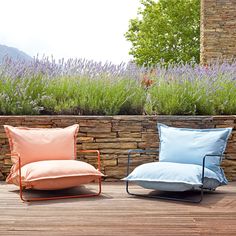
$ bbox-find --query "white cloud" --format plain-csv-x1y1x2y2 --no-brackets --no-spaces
0,0,140,63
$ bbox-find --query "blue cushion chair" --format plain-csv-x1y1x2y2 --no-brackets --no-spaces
123,123,232,203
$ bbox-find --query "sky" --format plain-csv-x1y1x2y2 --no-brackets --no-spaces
0,0,141,64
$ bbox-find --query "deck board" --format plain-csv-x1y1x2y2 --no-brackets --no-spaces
0,182,236,236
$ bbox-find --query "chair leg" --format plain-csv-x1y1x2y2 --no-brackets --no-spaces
19,178,102,202
126,181,203,203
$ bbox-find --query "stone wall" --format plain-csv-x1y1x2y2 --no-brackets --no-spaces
200,0,236,64
0,116,235,181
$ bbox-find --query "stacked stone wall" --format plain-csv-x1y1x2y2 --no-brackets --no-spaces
0,116,235,181
201,0,236,64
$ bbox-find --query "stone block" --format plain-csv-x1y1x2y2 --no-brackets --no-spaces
112,125,142,132
87,132,117,138
97,142,137,149
78,120,111,127
117,132,142,138
81,143,99,150
77,137,94,143
138,142,158,149
80,127,111,133
102,158,118,167
95,137,142,143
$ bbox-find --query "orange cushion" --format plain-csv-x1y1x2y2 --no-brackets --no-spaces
7,160,103,190
4,124,79,166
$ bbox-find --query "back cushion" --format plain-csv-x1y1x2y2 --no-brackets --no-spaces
4,124,79,166
157,123,232,181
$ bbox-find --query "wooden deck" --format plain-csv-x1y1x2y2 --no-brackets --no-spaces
0,182,236,236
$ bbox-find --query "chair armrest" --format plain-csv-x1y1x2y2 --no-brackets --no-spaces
203,153,225,164
201,153,225,184
78,150,101,172
127,149,159,176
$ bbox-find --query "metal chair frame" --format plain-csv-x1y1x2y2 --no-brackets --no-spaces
126,149,224,203
8,150,102,202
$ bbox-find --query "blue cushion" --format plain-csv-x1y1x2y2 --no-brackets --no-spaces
123,162,225,192
158,123,232,183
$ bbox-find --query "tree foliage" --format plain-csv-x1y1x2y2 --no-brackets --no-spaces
125,0,200,66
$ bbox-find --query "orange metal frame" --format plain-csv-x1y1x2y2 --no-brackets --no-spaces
8,150,102,202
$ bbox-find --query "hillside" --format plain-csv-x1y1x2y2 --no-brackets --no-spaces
0,44,32,62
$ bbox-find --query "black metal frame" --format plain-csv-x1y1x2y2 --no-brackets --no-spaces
125,149,224,203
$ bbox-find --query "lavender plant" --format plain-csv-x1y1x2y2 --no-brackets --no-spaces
0,56,235,115
0,56,146,115
145,62,236,115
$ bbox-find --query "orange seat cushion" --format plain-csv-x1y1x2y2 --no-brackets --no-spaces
7,160,103,190
4,124,79,166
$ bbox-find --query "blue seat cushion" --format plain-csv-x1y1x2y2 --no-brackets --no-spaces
158,123,232,183
123,162,226,192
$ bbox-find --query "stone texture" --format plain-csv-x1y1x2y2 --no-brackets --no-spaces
0,115,235,181
201,0,236,64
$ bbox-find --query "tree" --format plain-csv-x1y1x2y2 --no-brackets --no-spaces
125,0,200,66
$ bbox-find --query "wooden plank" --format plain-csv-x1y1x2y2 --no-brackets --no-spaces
0,182,235,236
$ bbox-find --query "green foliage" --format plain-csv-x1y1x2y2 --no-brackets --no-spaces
145,78,200,115
0,58,235,116
0,72,235,116
125,0,200,66
0,75,46,115
145,76,236,115
40,76,146,115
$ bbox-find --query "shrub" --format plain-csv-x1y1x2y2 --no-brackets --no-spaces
145,62,236,115
0,57,235,115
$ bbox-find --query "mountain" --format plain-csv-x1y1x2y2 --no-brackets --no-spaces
0,44,32,62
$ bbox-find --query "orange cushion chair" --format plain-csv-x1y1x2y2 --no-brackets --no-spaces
4,124,103,202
